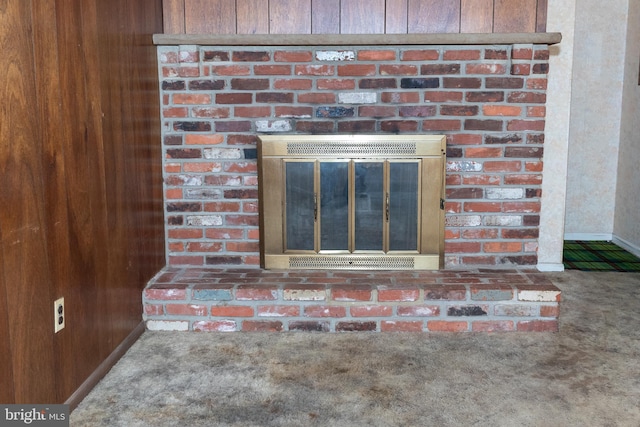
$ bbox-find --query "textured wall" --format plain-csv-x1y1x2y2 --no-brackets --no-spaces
614,0,640,252
564,0,628,237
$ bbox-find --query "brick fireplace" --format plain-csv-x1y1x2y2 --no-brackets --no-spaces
144,37,561,332
159,42,549,268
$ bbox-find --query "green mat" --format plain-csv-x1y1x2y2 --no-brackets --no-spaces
563,241,640,272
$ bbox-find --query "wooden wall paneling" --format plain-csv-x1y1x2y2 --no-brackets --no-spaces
31,0,77,401
122,2,165,291
94,0,164,348
163,0,186,33
53,0,108,397
0,0,58,403
185,0,236,34
312,0,340,34
408,0,461,33
493,0,536,33
270,0,311,34
237,0,269,34
0,247,14,403
460,0,493,33
386,0,409,34
341,0,385,34
536,0,547,32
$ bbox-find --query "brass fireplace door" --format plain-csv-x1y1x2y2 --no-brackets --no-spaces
258,135,446,270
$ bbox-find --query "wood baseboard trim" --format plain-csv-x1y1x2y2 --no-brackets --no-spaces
65,321,146,411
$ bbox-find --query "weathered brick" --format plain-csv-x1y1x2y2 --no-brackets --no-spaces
332,285,372,301
242,320,283,332
350,305,392,317
304,306,346,317
470,285,514,301
427,320,468,332
288,321,330,332
166,304,208,316
336,321,377,332
193,320,237,332
421,63,460,74
397,305,440,317
472,321,515,332
236,286,277,300
381,321,423,332
447,305,487,316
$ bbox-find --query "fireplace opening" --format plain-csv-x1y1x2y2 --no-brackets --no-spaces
258,134,446,270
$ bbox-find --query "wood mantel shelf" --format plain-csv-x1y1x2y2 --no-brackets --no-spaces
153,32,561,46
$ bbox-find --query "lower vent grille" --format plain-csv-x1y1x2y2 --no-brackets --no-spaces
289,256,415,270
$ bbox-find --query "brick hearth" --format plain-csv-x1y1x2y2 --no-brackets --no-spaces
143,268,560,332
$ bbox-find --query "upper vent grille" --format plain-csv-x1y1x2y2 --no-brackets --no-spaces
287,142,418,156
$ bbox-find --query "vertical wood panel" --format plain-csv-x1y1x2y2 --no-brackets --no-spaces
163,0,185,33
0,231,14,404
461,0,493,33
270,0,311,34
408,0,460,33
31,0,78,401
341,0,385,34
237,0,269,34
54,0,108,395
185,0,236,34
312,0,340,34
0,0,58,403
536,0,547,32
386,0,409,34
494,0,536,33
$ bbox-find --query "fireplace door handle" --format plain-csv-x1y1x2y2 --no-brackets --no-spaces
314,192,318,222
385,192,390,222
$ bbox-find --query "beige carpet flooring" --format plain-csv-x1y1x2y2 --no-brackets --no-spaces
71,270,640,426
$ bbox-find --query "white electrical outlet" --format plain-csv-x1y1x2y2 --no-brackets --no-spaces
54,297,65,333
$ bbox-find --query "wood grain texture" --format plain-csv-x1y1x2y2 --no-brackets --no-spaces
312,0,340,34
0,0,165,404
460,0,493,33
0,0,58,403
270,0,311,34
408,0,461,33
237,0,269,34
167,0,547,34
163,0,185,33
186,0,236,34
536,0,547,32
341,0,385,34
386,0,409,34
494,0,536,33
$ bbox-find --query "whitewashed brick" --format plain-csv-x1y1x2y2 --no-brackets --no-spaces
518,290,561,302
445,215,482,227
447,161,482,172
186,215,223,226
203,148,243,159
486,188,524,199
484,216,523,226
316,50,355,61
339,93,377,104
146,320,189,331
255,120,292,132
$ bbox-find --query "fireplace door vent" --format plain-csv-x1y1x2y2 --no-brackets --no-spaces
258,135,446,270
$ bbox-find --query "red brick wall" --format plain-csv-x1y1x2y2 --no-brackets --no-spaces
158,44,549,268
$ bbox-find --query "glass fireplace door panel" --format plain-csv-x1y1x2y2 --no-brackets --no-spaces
285,161,316,251
320,161,349,251
354,162,384,251
388,161,420,252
